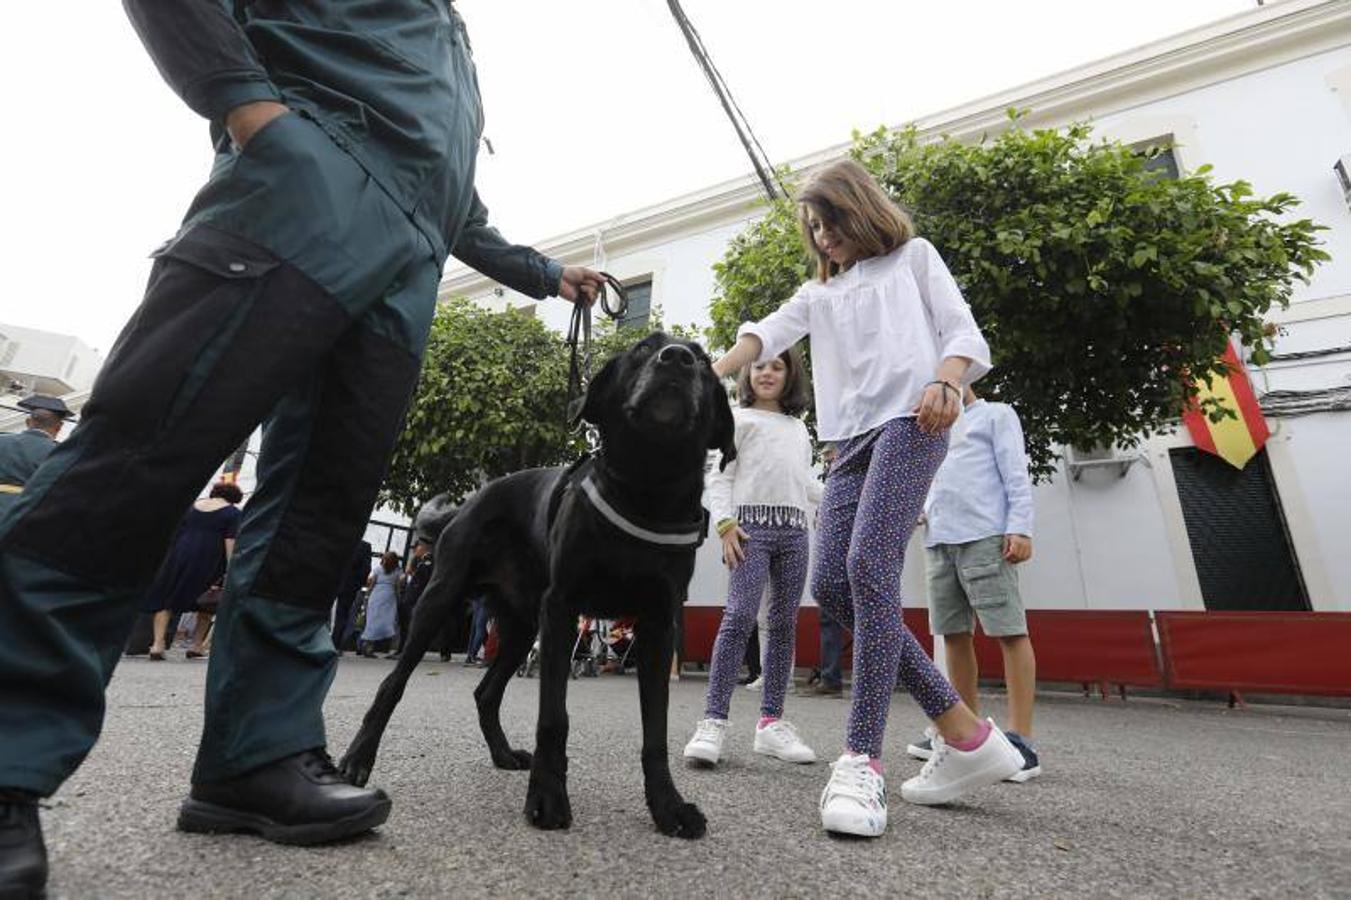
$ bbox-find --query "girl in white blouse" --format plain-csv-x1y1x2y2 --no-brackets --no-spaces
711,159,1023,838
683,347,822,770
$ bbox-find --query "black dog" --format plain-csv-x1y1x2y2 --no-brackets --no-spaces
339,332,735,838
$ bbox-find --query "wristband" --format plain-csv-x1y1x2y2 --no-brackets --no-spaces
926,379,961,400
716,518,738,537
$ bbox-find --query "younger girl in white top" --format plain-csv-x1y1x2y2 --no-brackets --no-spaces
683,347,822,768
712,159,1023,838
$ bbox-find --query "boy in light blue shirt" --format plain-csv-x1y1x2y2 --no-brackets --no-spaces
907,386,1040,781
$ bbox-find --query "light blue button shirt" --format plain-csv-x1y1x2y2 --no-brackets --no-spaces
924,400,1034,547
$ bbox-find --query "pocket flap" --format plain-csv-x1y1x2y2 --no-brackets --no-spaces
960,561,1003,581
152,224,282,280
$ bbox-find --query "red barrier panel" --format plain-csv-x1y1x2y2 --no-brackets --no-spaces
682,606,723,664
1157,611,1351,696
683,605,930,669
904,608,934,657
685,606,844,667
969,610,1163,687
793,606,822,669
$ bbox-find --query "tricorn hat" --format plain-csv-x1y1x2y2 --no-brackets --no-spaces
18,394,74,419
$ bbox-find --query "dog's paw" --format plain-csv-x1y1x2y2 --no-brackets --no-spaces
524,776,572,830
337,747,373,787
651,799,707,839
491,748,533,771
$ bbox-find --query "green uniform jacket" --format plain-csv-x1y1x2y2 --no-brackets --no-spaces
0,428,57,490
123,0,561,288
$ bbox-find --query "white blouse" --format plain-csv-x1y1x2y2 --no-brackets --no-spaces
737,237,991,442
705,407,824,528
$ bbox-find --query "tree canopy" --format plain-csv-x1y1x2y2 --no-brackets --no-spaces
708,119,1328,478
381,298,696,515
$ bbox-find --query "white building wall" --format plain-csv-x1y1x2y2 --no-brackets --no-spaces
1073,45,1351,612
0,323,104,395
1091,46,1351,303
446,7,1351,613
695,46,1351,611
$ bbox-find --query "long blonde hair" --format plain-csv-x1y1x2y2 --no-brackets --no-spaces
797,159,915,282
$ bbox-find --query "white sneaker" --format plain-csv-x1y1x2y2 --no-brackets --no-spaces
753,720,817,764
820,753,887,837
683,718,729,766
900,719,1023,806
744,676,763,691
905,725,937,761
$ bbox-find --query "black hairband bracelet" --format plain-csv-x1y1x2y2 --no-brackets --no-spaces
926,380,961,400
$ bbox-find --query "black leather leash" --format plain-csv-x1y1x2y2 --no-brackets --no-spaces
565,272,629,428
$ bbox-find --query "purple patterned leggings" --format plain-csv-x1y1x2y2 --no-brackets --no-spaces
811,417,961,759
704,523,810,721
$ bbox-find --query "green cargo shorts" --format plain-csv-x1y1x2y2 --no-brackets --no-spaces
925,534,1027,637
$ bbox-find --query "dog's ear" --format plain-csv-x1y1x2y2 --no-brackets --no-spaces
571,353,621,428
708,378,737,471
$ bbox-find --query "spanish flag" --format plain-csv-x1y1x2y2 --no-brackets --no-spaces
1182,342,1269,469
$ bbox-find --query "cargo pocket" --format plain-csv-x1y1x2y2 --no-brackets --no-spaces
7,225,290,588
960,561,1012,610
148,227,285,429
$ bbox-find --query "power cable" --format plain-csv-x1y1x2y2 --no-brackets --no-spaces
666,0,787,202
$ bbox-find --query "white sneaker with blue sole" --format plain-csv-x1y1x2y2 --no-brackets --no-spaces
1004,731,1042,782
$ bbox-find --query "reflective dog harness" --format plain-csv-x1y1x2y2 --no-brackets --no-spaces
567,456,708,552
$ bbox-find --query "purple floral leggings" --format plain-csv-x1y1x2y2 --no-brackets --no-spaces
812,416,961,759
704,523,809,721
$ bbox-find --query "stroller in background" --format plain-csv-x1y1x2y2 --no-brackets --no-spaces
517,616,636,679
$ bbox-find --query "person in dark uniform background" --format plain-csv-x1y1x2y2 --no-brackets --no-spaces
396,539,435,659
0,395,72,514
0,3,605,895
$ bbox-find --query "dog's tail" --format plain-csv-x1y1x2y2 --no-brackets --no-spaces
412,492,460,544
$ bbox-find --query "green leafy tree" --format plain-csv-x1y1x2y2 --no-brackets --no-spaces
381,298,699,515
708,119,1328,479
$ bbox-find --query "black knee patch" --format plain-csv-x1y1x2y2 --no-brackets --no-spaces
6,226,349,587
252,328,421,609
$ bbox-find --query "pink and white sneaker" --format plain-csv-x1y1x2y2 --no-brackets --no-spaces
900,719,1023,805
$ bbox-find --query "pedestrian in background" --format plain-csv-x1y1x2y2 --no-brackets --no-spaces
360,552,402,658
0,396,71,516
684,346,822,769
142,482,243,661
908,385,1041,781
395,539,434,658
332,540,374,653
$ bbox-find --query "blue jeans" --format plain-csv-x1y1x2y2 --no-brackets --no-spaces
466,594,489,659
819,608,845,689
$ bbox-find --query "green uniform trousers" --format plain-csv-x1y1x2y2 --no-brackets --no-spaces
0,111,456,795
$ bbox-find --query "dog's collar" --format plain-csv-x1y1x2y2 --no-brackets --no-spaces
574,459,708,551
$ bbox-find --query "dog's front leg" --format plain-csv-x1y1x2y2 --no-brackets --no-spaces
636,612,707,839
524,595,574,830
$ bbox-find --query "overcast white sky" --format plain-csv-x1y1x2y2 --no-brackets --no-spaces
0,0,1254,354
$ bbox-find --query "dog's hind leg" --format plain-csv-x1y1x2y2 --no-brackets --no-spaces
635,611,706,839
473,612,535,770
339,565,469,786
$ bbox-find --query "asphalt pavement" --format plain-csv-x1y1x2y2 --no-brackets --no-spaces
38,654,1351,898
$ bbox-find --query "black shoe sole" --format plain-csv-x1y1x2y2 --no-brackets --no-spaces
176,796,392,846
0,881,46,900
